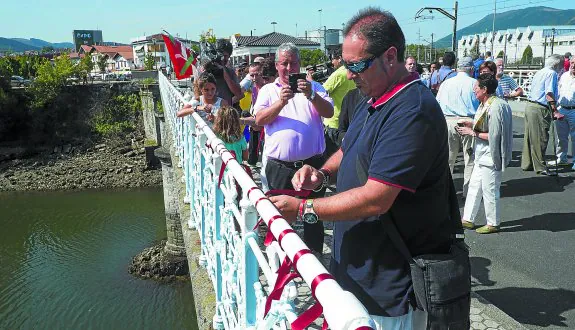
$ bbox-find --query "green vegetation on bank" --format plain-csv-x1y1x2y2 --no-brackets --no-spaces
0,54,144,147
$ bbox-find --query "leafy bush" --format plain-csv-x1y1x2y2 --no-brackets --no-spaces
299,49,329,68
93,93,142,138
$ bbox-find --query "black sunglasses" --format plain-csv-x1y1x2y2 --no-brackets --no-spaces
342,55,377,74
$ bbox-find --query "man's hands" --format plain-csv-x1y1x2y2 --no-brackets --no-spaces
269,195,300,223
553,111,565,120
292,165,323,191
297,79,313,100
279,85,295,105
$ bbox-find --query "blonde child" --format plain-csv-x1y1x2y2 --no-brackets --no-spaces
213,106,248,163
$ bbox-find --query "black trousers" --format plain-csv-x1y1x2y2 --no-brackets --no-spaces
324,127,341,159
265,154,326,253
247,128,262,165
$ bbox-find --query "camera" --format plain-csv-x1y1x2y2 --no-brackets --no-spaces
306,62,334,83
200,41,225,77
289,73,307,93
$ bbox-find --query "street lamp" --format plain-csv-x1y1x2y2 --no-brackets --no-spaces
318,9,323,31
271,22,277,33
415,1,458,54
151,37,157,70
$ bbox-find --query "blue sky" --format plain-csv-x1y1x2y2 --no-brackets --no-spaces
1,0,573,44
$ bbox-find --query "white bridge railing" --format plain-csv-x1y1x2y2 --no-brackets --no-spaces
158,72,375,330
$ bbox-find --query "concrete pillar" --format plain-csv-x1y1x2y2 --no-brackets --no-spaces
155,147,186,257
140,89,158,144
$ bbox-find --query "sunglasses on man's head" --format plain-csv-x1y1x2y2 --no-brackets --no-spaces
342,55,377,74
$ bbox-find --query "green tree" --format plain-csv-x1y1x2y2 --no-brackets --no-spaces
144,53,155,70
76,54,94,83
299,49,328,67
521,45,533,64
29,53,76,108
40,46,54,54
97,55,107,73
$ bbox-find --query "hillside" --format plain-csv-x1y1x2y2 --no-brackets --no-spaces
435,6,575,48
0,38,74,52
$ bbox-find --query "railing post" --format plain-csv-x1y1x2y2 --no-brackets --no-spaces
240,195,259,327
212,150,225,330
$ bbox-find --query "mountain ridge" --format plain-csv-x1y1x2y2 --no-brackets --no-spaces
434,6,575,48
0,37,74,52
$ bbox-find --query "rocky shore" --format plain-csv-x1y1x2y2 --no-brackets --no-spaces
0,140,162,192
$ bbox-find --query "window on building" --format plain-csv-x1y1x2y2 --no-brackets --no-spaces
528,32,534,40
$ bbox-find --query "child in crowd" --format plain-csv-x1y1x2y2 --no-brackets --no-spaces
213,106,248,163
176,72,228,124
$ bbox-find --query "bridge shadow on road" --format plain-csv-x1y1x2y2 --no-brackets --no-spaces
501,176,575,198
499,212,575,233
475,287,575,328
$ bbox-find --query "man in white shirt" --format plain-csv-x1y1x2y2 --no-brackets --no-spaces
436,56,480,195
554,56,575,169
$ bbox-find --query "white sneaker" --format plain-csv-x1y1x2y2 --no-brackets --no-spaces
546,159,570,166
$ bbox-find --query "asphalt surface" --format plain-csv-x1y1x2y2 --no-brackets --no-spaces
451,108,575,329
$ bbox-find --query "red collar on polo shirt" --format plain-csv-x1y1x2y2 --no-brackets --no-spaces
369,72,421,109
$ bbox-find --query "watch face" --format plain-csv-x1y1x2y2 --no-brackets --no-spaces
303,212,318,224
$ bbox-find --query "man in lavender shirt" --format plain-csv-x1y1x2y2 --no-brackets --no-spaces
254,42,334,254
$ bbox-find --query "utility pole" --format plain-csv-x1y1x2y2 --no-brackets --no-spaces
491,0,496,56
453,1,458,55
503,33,507,65
551,28,556,54
431,33,435,62
417,28,421,63
543,36,548,62
415,1,458,53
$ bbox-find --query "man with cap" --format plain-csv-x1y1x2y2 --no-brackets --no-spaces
253,56,265,64
436,56,480,196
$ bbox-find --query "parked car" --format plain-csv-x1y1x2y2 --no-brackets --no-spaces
10,76,31,87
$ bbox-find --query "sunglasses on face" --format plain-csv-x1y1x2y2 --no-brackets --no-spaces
342,55,377,74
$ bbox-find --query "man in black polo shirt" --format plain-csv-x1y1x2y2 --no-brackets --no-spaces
271,7,465,328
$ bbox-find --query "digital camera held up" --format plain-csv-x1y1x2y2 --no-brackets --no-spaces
199,39,232,78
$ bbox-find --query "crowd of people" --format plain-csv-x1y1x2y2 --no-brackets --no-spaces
174,7,575,328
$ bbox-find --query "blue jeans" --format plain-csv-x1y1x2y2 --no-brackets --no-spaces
555,108,575,163
370,309,427,330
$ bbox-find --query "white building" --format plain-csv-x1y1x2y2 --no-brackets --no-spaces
130,33,197,70
457,25,575,64
230,32,320,65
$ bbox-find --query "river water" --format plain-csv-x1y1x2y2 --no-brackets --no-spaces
0,188,198,330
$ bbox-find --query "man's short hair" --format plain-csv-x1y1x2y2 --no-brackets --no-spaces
485,51,491,57
216,38,233,55
545,54,563,70
275,43,300,62
406,56,416,62
442,52,456,67
343,7,406,62
565,52,572,59
249,62,261,70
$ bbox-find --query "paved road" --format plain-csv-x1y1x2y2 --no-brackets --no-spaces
452,105,575,329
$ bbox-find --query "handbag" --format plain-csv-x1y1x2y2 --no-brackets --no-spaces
383,174,471,329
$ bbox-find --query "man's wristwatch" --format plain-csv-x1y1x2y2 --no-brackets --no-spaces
313,168,331,192
307,88,316,101
302,199,319,224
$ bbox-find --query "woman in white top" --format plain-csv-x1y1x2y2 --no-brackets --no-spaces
177,72,228,124
456,73,513,234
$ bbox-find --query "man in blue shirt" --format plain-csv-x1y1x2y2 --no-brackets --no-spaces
521,54,565,175
473,53,485,79
436,56,480,196
270,7,467,328
430,52,456,95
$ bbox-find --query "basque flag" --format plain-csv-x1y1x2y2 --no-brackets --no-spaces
162,31,197,80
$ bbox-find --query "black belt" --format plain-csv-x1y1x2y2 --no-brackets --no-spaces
268,154,323,169
527,99,548,108
561,105,575,110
